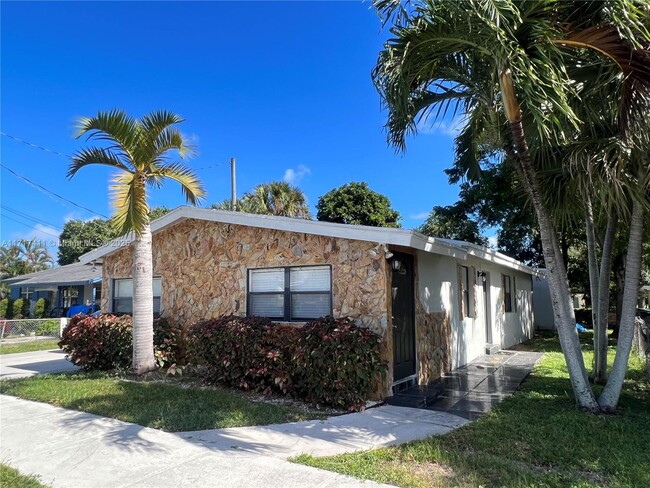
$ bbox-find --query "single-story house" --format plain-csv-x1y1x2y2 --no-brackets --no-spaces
80,207,538,397
2,262,102,317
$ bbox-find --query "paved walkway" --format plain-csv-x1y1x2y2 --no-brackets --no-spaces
0,349,78,379
0,395,469,488
388,351,543,419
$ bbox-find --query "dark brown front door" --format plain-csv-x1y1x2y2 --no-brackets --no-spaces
392,252,416,381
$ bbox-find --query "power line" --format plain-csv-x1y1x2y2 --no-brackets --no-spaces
0,131,70,158
194,160,230,171
0,162,109,218
0,213,62,239
0,205,63,232
0,131,228,172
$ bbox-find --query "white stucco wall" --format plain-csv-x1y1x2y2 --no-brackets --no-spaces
416,252,535,370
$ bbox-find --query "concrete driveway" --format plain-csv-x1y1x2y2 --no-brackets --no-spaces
0,349,78,379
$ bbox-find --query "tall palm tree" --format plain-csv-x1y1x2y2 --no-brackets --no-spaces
69,109,205,374
373,0,650,410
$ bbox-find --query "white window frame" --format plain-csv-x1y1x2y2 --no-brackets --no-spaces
20,286,35,300
112,277,162,315
247,265,332,321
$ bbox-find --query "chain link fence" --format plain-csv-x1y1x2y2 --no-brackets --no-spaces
0,318,63,340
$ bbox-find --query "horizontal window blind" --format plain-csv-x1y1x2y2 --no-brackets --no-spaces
249,268,285,292
290,266,330,292
249,293,284,318
248,265,332,321
291,293,330,319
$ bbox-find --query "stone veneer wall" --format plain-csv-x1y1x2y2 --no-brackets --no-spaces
413,253,452,385
415,301,452,384
102,218,392,395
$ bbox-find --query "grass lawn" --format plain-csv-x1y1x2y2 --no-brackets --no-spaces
0,372,327,431
0,464,47,488
0,339,60,355
295,332,650,488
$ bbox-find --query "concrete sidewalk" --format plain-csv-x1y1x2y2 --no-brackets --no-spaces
0,349,78,379
0,395,468,487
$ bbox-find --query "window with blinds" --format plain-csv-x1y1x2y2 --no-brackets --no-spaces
112,277,162,314
247,265,332,321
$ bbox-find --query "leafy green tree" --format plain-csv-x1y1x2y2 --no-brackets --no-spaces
373,0,650,411
69,109,205,374
417,204,486,245
149,206,171,221
58,219,118,265
316,182,401,227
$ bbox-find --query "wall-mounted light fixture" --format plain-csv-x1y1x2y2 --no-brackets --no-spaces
477,270,487,283
392,259,403,271
91,260,97,273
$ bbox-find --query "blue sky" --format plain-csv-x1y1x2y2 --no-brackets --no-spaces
1,1,463,253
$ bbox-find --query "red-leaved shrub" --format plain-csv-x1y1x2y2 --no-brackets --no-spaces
190,315,299,395
294,316,386,410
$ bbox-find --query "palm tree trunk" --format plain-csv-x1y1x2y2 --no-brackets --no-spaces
594,211,616,383
500,70,599,411
132,220,156,374
583,190,601,380
598,186,645,411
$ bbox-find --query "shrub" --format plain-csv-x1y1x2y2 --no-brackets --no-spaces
294,316,386,410
59,314,133,370
34,298,50,319
59,314,190,372
190,315,299,395
153,317,193,369
36,319,60,336
12,298,29,319
190,315,386,409
0,298,12,319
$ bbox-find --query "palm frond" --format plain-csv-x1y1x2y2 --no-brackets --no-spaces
68,147,132,179
75,109,141,162
110,172,149,236
148,162,205,205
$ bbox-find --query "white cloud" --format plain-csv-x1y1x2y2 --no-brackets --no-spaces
487,236,498,249
283,164,311,185
410,211,430,220
10,224,61,250
417,116,466,137
63,211,103,223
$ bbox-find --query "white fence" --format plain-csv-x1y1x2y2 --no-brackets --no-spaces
0,318,69,340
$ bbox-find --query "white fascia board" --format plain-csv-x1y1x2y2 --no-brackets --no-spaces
81,207,541,270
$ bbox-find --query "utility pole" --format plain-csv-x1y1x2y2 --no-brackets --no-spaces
230,157,237,211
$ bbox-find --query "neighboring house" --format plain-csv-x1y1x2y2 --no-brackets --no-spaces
80,207,537,397
2,262,102,317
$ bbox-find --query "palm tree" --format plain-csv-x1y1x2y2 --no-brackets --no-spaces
69,109,205,374
373,0,650,410
212,181,311,219
0,244,26,278
18,239,53,273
